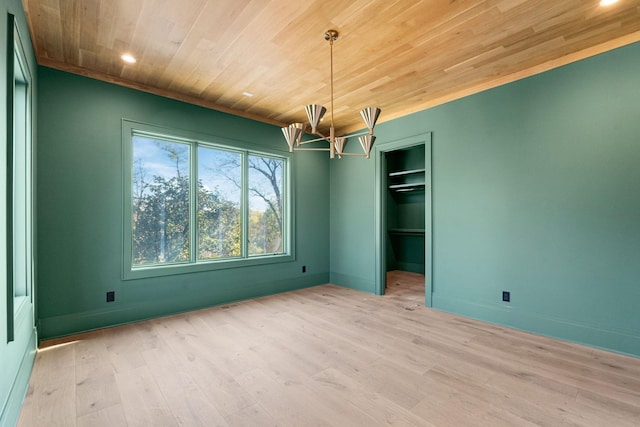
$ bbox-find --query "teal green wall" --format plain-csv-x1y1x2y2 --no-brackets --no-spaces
36,67,330,340
330,153,375,292
1,1,37,426
331,42,640,357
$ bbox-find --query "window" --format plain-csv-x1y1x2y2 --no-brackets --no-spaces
196,146,242,260
247,154,284,255
12,48,32,301
123,121,293,279
7,14,34,342
132,136,191,265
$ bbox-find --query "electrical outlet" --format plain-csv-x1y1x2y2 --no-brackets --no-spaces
502,291,510,302
106,291,115,302
302,265,306,273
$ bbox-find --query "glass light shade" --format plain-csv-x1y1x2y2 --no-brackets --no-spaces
305,104,326,133
360,107,381,133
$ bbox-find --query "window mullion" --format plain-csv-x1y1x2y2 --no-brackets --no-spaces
241,152,249,258
283,159,289,254
190,142,198,263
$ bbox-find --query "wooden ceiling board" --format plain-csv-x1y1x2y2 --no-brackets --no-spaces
23,0,640,135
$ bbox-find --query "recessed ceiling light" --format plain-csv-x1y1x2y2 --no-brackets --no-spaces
121,53,137,64
600,0,618,6
243,91,254,97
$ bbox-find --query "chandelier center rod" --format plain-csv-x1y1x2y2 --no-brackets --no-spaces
325,30,338,130
330,35,334,129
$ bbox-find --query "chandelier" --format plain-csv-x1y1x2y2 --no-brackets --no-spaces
281,30,381,159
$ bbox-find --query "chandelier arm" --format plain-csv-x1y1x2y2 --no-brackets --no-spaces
338,152,368,157
299,130,371,146
294,147,333,152
298,135,330,145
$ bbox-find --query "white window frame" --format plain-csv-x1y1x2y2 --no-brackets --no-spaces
122,120,295,280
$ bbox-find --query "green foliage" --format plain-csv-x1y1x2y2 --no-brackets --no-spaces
197,181,241,259
133,175,245,264
248,207,282,255
132,175,191,265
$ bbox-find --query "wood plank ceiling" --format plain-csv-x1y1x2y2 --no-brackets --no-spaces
22,0,640,135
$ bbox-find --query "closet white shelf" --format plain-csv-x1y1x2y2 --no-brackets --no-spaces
388,168,425,177
388,182,425,191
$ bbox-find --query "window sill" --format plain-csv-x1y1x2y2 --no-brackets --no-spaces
123,252,295,280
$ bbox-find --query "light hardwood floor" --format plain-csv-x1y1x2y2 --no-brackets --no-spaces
385,270,426,306
18,276,640,426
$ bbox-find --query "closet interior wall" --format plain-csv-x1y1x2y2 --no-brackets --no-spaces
385,145,426,285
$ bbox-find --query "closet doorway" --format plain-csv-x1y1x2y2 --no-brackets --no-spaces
375,133,432,306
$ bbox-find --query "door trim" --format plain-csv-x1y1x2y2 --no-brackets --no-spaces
374,133,433,306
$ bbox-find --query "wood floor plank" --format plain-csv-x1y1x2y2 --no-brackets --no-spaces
463,333,640,406
17,273,640,426
311,367,437,426
76,404,128,427
114,365,177,426
139,340,232,426
27,378,77,427
224,403,279,427
412,369,507,426
340,358,436,410
18,344,77,427
484,370,639,427
75,366,121,417
234,369,334,427
29,341,76,385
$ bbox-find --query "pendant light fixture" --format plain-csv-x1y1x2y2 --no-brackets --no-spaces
281,30,381,159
